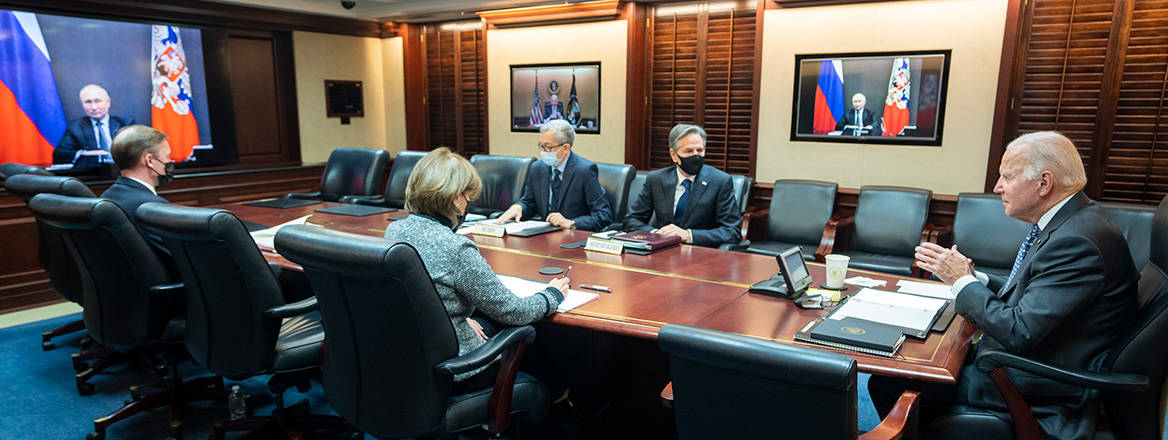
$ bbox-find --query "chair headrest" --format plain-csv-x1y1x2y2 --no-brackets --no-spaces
5,174,95,202
0,162,52,180
27,193,123,228
275,225,417,278
135,202,243,242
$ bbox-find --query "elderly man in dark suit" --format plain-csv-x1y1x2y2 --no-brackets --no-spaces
622,124,741,247
101,125,176,265
870,131,1139,440
497,119,612,231
54,84,135,168
834,92,874,136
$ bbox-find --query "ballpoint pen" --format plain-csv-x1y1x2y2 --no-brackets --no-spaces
579,284,613,293
563,265,572,278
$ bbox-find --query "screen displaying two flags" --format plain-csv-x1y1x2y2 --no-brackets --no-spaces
0,11,65,166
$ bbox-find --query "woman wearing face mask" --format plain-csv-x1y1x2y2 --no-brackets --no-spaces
384,147,568,389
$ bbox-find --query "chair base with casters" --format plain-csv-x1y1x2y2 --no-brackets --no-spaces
40,318,85,350
72,342,125,396
209,370,357,440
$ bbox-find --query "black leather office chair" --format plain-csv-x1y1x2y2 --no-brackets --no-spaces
934,194,1168,440
721,174,756,249
286,147,390,202
28,194,225,440
274,225,550,438
0,162,51,180
468,154,534,217
136,203,354,439
340,150,426,208
1100,200,1156,270
5,174,96,350
826,185,933,277
658,324,919,440
933,193,1031,281
746,179,838,261
596,162,635,226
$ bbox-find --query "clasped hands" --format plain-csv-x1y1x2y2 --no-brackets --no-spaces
655,224,691,243
915,242,974,285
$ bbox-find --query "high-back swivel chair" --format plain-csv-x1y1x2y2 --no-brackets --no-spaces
746,179,838,261
275,226,550,438
658,324,919,440
943,193,1032,280
28,194,225,439
0,162,51,181
1100,200,1157,270
340,150,426,209
830,185,932,276
468,154,535,217
596,162,636,227
286,147,390,202
136,203,353,438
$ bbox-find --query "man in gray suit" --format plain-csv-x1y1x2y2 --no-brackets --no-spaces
870,131,1138,439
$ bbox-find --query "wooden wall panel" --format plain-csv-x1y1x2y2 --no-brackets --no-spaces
0,166,323,313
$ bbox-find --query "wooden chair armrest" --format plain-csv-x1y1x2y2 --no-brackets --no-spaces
486,340,529,434
858,390,920,440
660,382,674,408
816,216,853,263
987,367,1044,440
740,206,763,241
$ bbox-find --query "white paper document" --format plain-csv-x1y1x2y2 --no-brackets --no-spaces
828,288,947,333
496,274,598,313
844,276,887,288
896,279,955,299
499,220,554,235
249,215,318,250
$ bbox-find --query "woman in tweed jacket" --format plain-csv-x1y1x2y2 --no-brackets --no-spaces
385,147,567,388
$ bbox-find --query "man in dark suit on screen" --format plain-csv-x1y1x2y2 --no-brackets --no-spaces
834,93,874,136
543,94,565,123
54,84,135,169
622,123,741,247
869,131,1138,440
497,119,612,231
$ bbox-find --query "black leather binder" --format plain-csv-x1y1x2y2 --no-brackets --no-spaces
795,317,906,357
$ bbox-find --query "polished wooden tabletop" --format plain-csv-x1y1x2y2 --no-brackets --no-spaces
221,200,974,384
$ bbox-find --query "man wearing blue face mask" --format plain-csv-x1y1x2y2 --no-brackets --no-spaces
497,119,612,231
622,124,741,247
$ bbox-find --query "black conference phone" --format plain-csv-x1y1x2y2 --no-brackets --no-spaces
749,246,814,301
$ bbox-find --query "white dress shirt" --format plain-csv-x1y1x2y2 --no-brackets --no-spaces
126,176,158,195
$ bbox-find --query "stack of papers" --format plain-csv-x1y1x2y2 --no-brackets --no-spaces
828,288,947,334
895,279,955,299
496,274,598,313
249,215,320,250
501,220,554,235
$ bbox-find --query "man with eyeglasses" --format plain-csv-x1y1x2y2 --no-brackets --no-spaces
497,119,612,231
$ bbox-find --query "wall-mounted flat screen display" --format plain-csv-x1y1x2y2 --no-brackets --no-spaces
0,9,234,173
791,50,951,146
510,62,600,134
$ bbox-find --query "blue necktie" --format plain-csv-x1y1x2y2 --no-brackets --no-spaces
674,179,692,222
549,169,562,210
1003,224,1040,291
96,121,112,164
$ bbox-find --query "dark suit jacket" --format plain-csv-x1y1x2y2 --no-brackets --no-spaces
834,108,874,135
54,115,134,168
517,152,612,231
100,176,175,270
623,165,742,247
543,102,565,121
955,192,1139,440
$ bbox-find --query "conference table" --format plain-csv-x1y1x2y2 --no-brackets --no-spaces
220,200,976,385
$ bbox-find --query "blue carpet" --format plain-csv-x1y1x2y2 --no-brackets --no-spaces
1,313,883,438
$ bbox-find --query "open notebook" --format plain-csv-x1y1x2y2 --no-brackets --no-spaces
827,288,948,338
496,274,598,313
248,215,321,250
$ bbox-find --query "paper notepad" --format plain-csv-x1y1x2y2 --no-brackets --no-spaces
896,279,955,299
496,274,598,313
249,215,320,250
828,288,947,336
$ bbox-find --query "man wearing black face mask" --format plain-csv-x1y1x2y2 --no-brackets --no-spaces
623,124,741,247
102,125,177,265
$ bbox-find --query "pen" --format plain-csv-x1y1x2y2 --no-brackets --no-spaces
563,265,572,278
579,284,612,293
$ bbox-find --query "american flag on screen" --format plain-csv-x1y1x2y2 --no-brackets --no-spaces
529,72,544,126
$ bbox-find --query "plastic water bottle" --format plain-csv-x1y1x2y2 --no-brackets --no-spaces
227,385,246,421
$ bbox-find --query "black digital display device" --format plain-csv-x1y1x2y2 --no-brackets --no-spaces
748,246,813,299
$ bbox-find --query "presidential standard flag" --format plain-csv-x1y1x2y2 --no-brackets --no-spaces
812,60,843,135
566,72,581,127
151,25,199,162
529,72,544,127
0,10,65,166
881,57,911,137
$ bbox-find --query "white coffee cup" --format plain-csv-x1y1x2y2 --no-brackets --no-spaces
824,254,850,289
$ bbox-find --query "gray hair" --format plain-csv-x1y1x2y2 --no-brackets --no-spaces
668,124,706,151
540,119,575,147
79,84,109,100
1005,131,1087,192
111,125,168,170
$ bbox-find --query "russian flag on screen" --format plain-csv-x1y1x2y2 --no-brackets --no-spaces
0,11,66,166
812,60,843,135
151,25,199,162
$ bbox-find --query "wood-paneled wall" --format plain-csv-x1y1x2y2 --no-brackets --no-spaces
0,166,323,313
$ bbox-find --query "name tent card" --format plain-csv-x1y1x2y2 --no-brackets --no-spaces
472,222,506,237
585,237,624,255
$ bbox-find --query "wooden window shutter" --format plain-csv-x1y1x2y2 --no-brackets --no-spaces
423,22,487,156
1104,1,1168,203
648,1,757,175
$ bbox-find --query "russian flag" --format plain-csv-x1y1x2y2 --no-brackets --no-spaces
881,57,912,137
150,25,199,162
0,11,66,166
812,60,843,135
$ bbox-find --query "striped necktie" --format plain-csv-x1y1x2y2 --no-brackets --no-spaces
1003,224,1040,291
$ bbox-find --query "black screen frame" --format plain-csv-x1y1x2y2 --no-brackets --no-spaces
776,246,812,295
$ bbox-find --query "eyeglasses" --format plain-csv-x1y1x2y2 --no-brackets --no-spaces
537,142,565,152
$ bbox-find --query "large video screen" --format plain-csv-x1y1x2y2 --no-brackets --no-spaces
791,50,951,146
0,9,228,172
510,62,600,134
